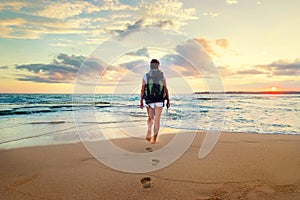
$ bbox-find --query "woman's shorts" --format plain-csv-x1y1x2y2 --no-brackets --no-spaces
146,102,164,109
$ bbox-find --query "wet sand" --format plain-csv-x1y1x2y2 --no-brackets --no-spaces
1,131,300,199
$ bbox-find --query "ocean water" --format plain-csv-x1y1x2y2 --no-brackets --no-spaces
0,93,299,149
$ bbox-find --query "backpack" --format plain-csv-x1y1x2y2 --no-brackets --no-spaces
143,69,167,104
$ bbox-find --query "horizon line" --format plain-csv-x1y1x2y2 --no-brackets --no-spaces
0,90,300,95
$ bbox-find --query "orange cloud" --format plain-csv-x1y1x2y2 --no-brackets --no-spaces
194,37,230,57
194,38,216,56
216,38,229,48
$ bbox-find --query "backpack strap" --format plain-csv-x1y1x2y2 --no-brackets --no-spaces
145,73,150,98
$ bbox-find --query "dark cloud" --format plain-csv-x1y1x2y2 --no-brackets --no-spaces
126,47,150,58
77,57,107,81
174,39,215,75
160,54,200,77
16,63,78,74
119,39,217,79
0,66,8,69
15,54,107,83
218,66,235,77
269,59,300,76
119,59,148,75
114,18,144,35
236,69,268,75
115,38,217,79
0,76,9,79
18,76,62,83
113,18,175,38
155,20,174,28
237,59,300,76
55,53,85,68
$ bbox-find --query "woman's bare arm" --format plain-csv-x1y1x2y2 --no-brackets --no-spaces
140,79,146,109
164,79,170,108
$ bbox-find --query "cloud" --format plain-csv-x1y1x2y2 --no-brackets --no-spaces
236,69,268,75
78,57,108,82
194,38,217,56
160,54,201,77
138,0,198,32
15,54,105,83
108,38,219,80
115,18,144,34
111,13,132,20
141,0,198,21
99,0,138,11
235,58,300,77
218,66,235,77
126,48,150,58
194,38,230,57
16,62,78,83
0,1,135,39
0,1,28,11
216,39,229,48
112,18,175,38
120,18,173,32
0,18,27,26
154,20,174,28
194,38,229,57
96,0,197,37
0,0,197,41
202,12,220,17
116,54,206,83
226,0,238,5
157,39,217,78
119,59,148,75
0,18,39,39
0,65,8,69
268,59,300,76
35,0,137,19
0,17,91,39
49,42,70,47
0,15,110,39
55,53,85,68
36,1,100,19
17,75,67,83
14,53,131,84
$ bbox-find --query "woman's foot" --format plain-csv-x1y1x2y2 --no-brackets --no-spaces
146,130,151,142
151,140,157,144
151,133,158,144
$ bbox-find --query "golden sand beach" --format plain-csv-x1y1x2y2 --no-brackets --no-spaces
1,131,300,199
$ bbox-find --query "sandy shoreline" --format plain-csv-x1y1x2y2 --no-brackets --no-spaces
1,131,300,199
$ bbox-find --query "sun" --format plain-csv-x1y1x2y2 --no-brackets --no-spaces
271,86,277,91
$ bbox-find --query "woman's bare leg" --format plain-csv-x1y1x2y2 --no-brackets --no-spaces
152,106,163,144
146,107,154,142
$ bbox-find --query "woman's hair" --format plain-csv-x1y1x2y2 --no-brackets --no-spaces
150,59,160,69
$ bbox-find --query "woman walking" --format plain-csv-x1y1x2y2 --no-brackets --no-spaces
140,59,170,144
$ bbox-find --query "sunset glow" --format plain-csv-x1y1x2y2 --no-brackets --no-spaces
0,0,299,93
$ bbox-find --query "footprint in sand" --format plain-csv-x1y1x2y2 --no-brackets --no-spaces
140,177,152,188
9,174,39,189
152,159,160,166
145,147,153,152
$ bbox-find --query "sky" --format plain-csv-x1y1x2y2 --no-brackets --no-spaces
0,0,299,94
